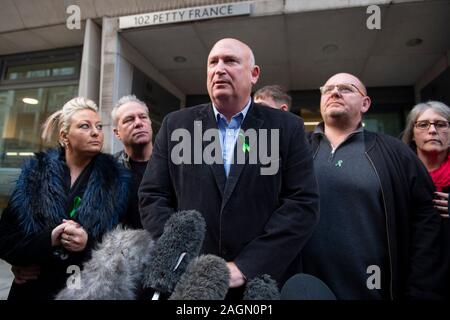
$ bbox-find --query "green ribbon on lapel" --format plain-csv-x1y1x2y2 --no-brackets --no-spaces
238,132,250,153
69,196,81,219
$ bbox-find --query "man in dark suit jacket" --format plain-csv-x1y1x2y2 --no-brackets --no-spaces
139,38,319,297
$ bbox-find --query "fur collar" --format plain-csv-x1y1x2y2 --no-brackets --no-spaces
9,148,131,238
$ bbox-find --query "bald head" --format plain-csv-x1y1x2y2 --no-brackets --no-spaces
207,38,260,119
324,73,367,96
209,38,255,66
320,72,371,129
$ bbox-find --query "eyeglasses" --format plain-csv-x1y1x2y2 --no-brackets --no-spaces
414,120,450,131
319,83,365,96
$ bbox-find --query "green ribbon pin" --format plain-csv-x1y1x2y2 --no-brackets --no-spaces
239,132,250,153
335,160,344,168
242,142,250,153
69,196,81,218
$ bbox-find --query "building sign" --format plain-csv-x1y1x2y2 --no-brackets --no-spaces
119,2,251,29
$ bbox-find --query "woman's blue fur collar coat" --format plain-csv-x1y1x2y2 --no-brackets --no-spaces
9,148,131,238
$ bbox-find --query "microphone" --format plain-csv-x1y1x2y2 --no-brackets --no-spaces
142,210,206,299
280,273,336,300
169,254,230,300
243,274,280,300
56,226,155,300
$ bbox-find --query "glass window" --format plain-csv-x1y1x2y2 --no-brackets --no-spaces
299,107,322,132
363,111,405,138
5,60,78,82
0,85,78,168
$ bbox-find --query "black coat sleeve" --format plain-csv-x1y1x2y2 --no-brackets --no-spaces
0,205,54,266
406,153,445,299
234,120,320,281
139,116,176,238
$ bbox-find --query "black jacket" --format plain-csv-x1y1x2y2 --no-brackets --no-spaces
310,130,444,299
139,102,319,286
0,149,131,299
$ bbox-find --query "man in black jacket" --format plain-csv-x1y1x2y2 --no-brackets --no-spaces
139,38,319,299
112,94,153,229
302,72,444,299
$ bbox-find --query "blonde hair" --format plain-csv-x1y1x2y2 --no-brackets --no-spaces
41,97,98,147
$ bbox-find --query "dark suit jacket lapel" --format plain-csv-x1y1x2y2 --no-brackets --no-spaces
196,104,226,196
222,103,264,210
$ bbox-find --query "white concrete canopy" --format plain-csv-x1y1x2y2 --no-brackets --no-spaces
118,0,450,93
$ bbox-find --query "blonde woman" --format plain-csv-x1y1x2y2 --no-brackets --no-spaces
0,97,131,300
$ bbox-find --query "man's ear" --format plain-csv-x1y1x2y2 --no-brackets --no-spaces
251,65,260,85
113,128,121,140
280,104,289,112
361,96,371,114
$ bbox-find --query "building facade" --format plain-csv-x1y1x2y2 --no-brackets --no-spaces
0,0,449,210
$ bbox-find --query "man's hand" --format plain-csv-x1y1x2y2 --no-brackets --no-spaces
434,192,449,218
11,265,40,284
227,262,246,288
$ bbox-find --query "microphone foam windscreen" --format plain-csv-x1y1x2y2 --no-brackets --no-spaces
56,226,154,300
169,254,230,300
281,273,336,300
142,210,206,294
243,274,280,300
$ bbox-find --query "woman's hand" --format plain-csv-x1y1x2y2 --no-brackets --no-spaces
60,220,88,252
51,223,68,247
434,192,449,218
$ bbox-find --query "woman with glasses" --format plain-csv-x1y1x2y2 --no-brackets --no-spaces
402,101,450,217
0,97,131,300
402,100,450,298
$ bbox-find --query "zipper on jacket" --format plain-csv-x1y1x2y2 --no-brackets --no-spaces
313,143,320,159
328,148,336,163
365,152,394,301
315,132,359,163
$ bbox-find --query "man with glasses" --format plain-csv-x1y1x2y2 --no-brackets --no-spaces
301,72,444,299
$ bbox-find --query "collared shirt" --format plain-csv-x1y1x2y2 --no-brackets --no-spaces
212,99,251,177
